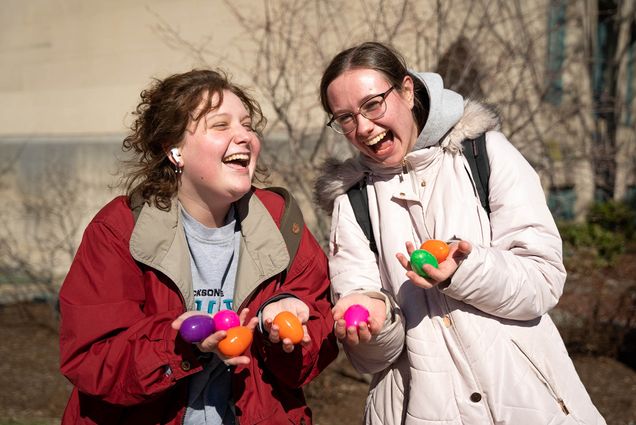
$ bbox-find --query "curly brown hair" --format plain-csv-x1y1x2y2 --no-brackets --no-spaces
121,69,267,210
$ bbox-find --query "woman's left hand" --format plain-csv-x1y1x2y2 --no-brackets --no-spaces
262,297,311,353
172,308,258,366
396,240,472,288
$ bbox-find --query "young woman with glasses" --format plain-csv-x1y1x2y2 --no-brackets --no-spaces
314,42,605,425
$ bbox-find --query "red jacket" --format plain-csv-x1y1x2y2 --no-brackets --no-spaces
59,188,338,424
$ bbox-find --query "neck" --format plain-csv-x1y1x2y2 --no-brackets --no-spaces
178,193,231,228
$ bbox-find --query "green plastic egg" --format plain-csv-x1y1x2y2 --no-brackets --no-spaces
410,249,439,278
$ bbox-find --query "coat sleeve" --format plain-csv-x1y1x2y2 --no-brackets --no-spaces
59,215,201,406
442,131,567,320
252,224,339,388
329,195,406,374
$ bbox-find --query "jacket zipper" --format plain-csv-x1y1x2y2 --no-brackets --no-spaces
440,295,496,424
510,340,570,415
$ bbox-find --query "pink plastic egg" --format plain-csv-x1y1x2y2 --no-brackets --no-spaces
180,315,215,343
214,309,241,331
343,304,370,328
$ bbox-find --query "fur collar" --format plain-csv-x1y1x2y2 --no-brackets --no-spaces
313,99,500,214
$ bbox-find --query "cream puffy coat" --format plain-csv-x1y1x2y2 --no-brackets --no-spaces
315,73,605,425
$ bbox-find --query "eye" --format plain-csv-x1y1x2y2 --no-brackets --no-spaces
362,98,383,112
335,114,354,125
242,121,256,132
209,121,229,130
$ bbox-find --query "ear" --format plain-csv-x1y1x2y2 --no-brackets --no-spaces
401,75,415,109
167,147,184,167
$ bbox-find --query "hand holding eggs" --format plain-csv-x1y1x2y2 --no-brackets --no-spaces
178,309,252,358
410,240,449,278
273,311,304,344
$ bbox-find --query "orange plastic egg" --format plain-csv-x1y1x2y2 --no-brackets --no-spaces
217,326,253,357
420,239,450,263
273,311,304,344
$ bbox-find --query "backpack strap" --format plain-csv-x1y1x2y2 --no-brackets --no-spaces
462,133,491,215
346,180,378,255
263,186,304,274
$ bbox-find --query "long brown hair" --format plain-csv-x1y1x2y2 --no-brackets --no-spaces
121,69,267,210
319,41,428,132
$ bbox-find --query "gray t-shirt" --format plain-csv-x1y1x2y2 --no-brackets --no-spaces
181,204,241,425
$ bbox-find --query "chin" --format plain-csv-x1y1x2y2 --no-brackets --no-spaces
367,151,402,167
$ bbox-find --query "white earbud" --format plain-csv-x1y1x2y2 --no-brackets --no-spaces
170,148,183,166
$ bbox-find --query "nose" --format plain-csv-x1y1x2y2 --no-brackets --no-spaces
233,123,253,144
355,114,375,137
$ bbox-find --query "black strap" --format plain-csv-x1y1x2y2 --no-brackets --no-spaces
461,133,491,215
346,181,378,255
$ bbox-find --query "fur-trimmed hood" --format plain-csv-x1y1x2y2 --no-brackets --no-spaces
314,95,500,215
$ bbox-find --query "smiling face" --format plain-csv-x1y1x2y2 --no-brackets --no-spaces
326,68,419,167
173,89,261,224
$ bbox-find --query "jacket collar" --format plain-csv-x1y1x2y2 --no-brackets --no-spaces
129,190,289,310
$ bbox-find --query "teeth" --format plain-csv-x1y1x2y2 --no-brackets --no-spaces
366,131,387,146
223,153,250,163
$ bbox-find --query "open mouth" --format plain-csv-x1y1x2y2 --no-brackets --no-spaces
365,131,387,146
364,131,393,153
222,153,251,168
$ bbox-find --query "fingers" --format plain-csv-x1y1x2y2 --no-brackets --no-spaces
455,240,472,257
267,322,281,344
396,252,410,270
265,322,310,353
281,338,296,353
300,324,311,346
366,315,384,334
265,322,290,346
197,330,227,352
405,270,436,289
331,303,345,321
222,355,251,366
244,316,259,331
238,308,251,325
333,318,347,340
334,318,374,345
332,294,386,346
296,309,310,324
171,311,208,330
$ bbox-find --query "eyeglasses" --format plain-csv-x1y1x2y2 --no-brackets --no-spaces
326,86,395,134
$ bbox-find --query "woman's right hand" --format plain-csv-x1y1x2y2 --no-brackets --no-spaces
332,293,386,345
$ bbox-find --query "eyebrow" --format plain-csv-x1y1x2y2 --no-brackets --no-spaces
331,91,387,116
201,112,252,126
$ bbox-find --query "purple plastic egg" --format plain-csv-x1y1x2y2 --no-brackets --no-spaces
213,309,240,331
343,304,370,328
180,315,215,343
